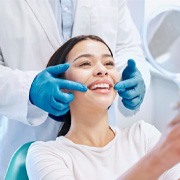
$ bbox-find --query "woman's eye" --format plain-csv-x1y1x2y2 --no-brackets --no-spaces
79,62,91,67
105,61,115,66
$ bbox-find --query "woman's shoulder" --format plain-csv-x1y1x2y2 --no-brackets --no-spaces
121,120,161,136
115,120,162,152
27,137,71,158
112,120,160,136
26,138,75,178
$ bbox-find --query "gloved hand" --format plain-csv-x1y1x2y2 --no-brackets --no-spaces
29,63,87,116
114,59,146,110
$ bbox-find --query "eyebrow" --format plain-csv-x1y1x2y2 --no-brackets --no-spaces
73,53,113,62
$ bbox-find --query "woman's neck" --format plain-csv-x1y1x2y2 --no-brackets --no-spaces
65,107,115,147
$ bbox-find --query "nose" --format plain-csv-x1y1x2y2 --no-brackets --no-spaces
93,64,108,77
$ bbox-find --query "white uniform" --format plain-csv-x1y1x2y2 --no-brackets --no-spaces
26,121,180,180
0,0,150,178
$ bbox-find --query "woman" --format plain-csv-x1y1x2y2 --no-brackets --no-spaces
26,35,180,180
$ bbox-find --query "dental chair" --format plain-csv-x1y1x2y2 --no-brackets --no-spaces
5,141,34,180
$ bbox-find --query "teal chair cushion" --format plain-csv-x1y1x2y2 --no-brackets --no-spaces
5,141,34,180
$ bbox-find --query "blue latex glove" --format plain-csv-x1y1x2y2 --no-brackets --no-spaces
114,59,146,110
29,63,87,116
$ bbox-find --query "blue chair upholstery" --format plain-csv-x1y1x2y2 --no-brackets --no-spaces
5,141,34,180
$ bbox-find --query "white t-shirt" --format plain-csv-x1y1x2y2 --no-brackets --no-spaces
26,121,180,180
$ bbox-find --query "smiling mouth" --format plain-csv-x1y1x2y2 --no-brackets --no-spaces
88,83,111,90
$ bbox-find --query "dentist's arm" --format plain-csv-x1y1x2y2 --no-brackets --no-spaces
115,0,150,113
0,49,42,124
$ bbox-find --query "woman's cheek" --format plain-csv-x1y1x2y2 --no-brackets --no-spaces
116,72,121,83
65,69,90,86
112,70,121,84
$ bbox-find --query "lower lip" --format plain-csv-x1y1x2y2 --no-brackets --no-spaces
89,88,112,94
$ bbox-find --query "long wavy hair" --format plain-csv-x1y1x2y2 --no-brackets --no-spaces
47,35,113,136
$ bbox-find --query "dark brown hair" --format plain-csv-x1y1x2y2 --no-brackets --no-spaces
47,35,113,136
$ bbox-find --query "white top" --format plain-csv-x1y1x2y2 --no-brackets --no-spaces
26,121,180,180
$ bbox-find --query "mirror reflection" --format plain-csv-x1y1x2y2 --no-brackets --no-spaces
144,7,180,74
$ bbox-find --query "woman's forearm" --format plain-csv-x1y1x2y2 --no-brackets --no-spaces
116,150,169,180
117,114,180,180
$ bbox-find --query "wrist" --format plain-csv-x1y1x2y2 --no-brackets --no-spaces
117,149,168,180
140,151,166,178
27,71,40,105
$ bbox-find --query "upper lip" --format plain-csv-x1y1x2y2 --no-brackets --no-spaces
87,79,113,90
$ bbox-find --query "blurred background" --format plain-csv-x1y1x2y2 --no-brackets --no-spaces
116,0,180,132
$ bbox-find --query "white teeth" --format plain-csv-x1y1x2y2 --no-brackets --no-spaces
90,83,110,90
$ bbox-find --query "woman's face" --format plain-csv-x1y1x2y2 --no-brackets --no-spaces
64,39,120,109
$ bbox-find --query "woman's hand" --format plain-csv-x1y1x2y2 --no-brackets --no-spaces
154,113,180,170
117,113,180,180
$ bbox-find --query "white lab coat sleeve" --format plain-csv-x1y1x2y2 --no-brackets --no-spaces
114,0,151,116
0,52,48,126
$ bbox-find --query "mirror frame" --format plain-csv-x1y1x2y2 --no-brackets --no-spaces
142,5,180,80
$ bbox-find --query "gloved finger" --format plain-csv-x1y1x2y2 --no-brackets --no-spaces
49,106,70,116
114,78,138,92
58,79,87,92
122,96,141,108
122,98,141,110
54,91,75,103
56,107,69,116
46,63,70,76
51,97,69,111
122,102,140,111
118,86,139,99
126,59,136,72
121,59,138,80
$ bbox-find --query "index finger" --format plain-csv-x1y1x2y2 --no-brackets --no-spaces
169,113,180,127
114,78,138,91
46,63,70,76
58,79,87,92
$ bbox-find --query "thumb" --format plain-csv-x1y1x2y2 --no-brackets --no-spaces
46,63,70,76
126,59,136,73
122,59,137,80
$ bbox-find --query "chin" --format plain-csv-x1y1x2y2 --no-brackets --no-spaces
91,99,113,109
74,93,115,109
